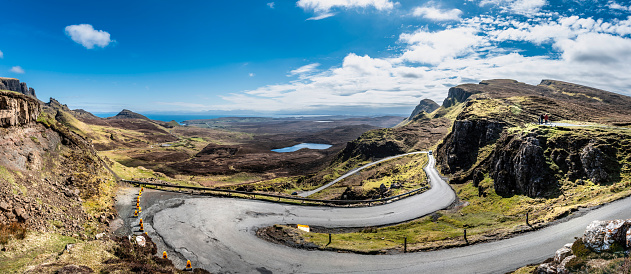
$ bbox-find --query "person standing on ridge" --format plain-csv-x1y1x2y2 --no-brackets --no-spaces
544,113,549,124
539,114,544,125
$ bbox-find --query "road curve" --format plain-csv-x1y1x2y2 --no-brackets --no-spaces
136,155,631,273
298,151,427,197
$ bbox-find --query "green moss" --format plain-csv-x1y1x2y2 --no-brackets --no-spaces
572,238,593,258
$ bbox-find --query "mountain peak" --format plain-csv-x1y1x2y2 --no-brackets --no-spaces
113,109,150,120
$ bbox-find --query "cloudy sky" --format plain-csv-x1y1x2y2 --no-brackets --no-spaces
1,0,630,115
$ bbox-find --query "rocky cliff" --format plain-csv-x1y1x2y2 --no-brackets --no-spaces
0,90,41,127
435,79,631,198
1,91,116,235
0,77,36,98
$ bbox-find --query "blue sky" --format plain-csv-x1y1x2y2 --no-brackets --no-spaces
1,0,631,115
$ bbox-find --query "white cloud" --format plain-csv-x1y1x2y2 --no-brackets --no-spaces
267,2,275,8
208,12,631,113
556,33,631,64
307,12,336,20
65,24,114,49
608,1,631,11
479,0,546,15
297,0,395,13
10,66,25,74
249,73,255,77
298,0,395,19
412,6,463,21
397,27,487,65
0,50,3,58
289,63,320,76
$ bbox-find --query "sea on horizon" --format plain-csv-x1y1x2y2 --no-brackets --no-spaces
93,113,229,123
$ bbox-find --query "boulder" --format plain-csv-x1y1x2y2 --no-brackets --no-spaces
535,263,557,274
14,206,29,221
136,235,146,247
554,244,573,264
557,255,575,274
582,219,631,252
0,201,11,211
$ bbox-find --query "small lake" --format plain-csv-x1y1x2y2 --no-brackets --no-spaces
272,143,332,153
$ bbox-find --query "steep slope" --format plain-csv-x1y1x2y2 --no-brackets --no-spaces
1,90,116,234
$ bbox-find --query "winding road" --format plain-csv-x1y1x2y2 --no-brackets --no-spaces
298,151,427,197
126,153,631,273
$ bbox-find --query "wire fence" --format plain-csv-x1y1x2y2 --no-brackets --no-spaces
122,179,430,207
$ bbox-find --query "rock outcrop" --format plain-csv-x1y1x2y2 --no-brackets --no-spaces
0,77,37,98
535,219,631,273
436,119,505,175
408,99,440,120
490,132,551,197
0,90,41,127
582,219,631,252
442,87,474,108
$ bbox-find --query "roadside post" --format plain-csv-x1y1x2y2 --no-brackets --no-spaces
404,237,407,253
464,229,468,245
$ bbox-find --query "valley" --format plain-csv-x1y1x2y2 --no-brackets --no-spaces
2,78,631,273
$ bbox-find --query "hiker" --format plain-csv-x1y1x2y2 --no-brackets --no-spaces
539,114,544,125
544,114,549,124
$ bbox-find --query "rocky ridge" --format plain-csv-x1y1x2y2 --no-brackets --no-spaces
436,79,631,198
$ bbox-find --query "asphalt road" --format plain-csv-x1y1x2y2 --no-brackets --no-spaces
129,154,631,273
298,151,427,197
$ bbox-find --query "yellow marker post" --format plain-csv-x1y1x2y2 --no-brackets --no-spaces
185,260,192,271
138,206,142,213
297,224,310,232
134,210,138,217
139,222,144,232
163,251,167,259
139,218,143,226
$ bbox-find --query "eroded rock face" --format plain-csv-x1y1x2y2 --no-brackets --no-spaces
580,142,609,184
0,77,36,98
582,219,631,252
442,87,473,108
491,133,550,197
0,90,41,127
436,119,505,174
